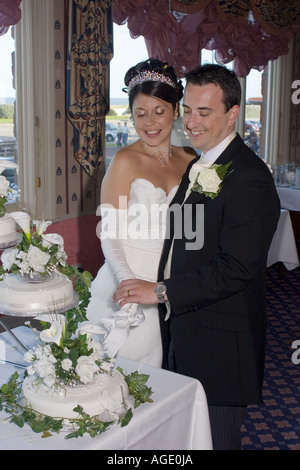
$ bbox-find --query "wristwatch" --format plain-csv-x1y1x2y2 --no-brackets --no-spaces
154,282,167,303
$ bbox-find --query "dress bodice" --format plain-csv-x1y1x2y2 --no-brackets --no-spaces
126,178,178,243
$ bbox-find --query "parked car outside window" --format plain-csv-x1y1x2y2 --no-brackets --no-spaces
105,123,118,142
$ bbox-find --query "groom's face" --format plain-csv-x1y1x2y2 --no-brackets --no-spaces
182,82,239,153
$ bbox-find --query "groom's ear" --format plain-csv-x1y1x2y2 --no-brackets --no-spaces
174,103,179,120
228,104,240,126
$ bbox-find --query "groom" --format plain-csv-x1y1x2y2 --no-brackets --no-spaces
114,64,280,450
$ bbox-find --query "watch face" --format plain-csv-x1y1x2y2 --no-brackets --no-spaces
156,284,166,294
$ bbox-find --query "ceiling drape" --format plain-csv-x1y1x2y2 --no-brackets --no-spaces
66,0,113,177
113,0,300,77
0,0,22,36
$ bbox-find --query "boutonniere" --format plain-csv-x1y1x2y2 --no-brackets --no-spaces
188,159,233,199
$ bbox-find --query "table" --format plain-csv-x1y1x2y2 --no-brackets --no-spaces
267,209,299,271
0,326,213,450
276,186,300,211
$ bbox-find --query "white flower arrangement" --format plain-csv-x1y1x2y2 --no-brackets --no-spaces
0,161,19,217
24,313,113,391
188,158,233,199
0,266,153,439
0,217,67,280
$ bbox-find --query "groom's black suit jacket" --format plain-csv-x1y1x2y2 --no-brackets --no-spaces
158,134,280,406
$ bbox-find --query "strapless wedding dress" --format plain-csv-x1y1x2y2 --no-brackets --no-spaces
87,178,178,367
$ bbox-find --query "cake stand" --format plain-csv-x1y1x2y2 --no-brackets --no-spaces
0,233,22,250
0,272,78,355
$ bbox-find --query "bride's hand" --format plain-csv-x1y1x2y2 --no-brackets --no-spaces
113,279,158,307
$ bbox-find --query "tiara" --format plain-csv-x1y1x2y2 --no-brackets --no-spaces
126,71,177,94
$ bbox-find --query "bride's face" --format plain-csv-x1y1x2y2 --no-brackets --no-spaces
132,93,178,147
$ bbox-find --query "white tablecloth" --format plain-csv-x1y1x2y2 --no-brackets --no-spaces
276,186,300,211
0,326,212,450
267,209,299,271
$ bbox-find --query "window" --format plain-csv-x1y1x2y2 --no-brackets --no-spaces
0,27,18,205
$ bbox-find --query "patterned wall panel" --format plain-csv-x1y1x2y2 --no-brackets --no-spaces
53,0,101,220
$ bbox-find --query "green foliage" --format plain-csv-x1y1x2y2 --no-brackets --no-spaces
107,108,117,116
0,104,14,119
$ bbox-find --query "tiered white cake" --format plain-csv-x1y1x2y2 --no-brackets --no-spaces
0,214,16,244
22,369,131,420
0,272,76,315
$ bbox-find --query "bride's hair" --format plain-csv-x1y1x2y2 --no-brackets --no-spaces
124,58,183,112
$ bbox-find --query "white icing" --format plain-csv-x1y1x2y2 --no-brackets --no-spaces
22,370,130,419
0,215,16,243
0,273,75,314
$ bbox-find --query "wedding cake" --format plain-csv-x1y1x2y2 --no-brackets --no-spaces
0,270,152,439
0,214,17,244
0,272,76,315
22,368,132,421
0,161,19,245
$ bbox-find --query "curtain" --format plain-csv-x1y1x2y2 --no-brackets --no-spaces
66,0,113,177
0,0,22,35
113,0,300,77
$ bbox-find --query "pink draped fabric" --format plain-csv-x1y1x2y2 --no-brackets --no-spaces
113,0,300,77
0,0,22,36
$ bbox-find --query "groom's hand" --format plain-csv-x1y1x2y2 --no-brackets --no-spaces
113,279,158,307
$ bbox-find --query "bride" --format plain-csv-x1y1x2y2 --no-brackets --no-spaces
87,58,196,367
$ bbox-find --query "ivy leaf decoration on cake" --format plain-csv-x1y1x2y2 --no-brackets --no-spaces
0,266,153,439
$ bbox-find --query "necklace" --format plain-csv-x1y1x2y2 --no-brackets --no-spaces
140,139,172,168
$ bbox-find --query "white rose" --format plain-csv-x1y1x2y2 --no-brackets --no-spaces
188,159,212,184
0,175,10,197
27,245,50,272
1,248,19,270
34,359,56,378
197,168,222,194
61,358,73,371
75,355,99,384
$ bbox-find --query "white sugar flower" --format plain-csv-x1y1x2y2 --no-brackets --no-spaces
34,359,56,378
24,350,36,363
97,390,123,422
41,232,64,249
40,320,63,346
0,175,10,197
0,248,18,270
27,245,50,272
34,220,52,236
75,355,99,384
61,358,73,371
8,212,31,239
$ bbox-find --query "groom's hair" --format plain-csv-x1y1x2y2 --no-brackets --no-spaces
184,64,241,112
